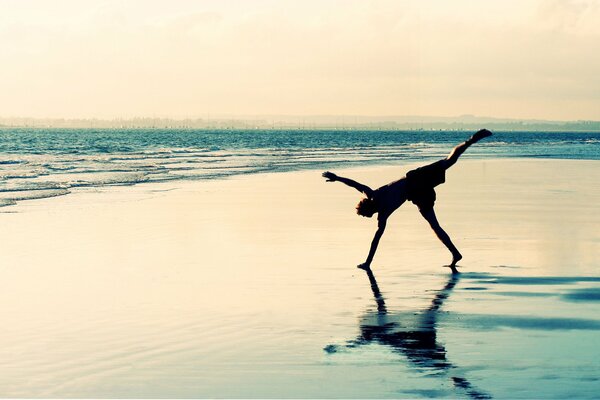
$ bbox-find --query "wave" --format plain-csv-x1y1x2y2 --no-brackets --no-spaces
0,160,27,165
1,130,600,207
0,169,48,179
0,188,70,207
68,172,150,187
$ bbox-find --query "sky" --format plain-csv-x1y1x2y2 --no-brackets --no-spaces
0,0,599,120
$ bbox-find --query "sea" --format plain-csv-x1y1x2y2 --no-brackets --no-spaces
1,128,599,207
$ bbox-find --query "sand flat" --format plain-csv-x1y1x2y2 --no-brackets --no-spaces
0,158,599,398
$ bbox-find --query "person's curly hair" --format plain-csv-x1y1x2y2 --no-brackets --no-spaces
356,197,377,217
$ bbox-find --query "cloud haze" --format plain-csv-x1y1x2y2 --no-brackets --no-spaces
1,0,598,119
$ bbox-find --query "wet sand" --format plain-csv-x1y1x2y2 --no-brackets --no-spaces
0,158,599,398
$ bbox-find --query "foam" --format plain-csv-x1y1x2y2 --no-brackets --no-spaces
0,188,70,206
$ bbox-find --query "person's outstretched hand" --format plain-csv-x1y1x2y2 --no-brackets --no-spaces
322,171,338,182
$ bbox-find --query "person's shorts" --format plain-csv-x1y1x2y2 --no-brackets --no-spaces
404,159,447,212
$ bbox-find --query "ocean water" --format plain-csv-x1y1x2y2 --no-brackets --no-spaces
1,128,599,207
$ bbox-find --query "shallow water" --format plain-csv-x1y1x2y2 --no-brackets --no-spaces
3,267,597,398
0,159,598,398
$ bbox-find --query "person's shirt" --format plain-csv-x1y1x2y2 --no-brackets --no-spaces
372,178,408,219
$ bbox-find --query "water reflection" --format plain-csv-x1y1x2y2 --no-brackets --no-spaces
329,269,490,399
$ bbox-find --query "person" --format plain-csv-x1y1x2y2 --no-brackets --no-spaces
322,129,492,273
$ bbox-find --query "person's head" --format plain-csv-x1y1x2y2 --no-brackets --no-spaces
356,197,378,218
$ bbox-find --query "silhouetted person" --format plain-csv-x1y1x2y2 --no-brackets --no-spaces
323,129,492,272
325,269,491,399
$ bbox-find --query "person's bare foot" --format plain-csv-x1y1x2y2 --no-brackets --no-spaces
447,265,460,274
445,252,462,273
470,129,492,143
450,252,463,267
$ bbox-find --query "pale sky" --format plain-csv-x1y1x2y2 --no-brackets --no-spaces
1,0,599,120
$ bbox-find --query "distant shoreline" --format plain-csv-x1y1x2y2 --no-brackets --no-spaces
2,115,600,132
3,126,600,132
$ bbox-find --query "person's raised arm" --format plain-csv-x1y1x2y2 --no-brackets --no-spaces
322,171,374,198
358,215,387,269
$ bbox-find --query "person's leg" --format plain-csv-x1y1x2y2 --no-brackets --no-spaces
444,129,493,168
420,208,462,272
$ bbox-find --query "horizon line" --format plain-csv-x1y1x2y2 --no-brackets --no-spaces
2,114,599,124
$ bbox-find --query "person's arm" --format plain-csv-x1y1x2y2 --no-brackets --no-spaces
322,171,374,197
358,216,387,269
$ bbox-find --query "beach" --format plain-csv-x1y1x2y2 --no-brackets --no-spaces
1,158,599,398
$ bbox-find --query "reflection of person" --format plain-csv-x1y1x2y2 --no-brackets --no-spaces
323,129,492,272
325,269,490,399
